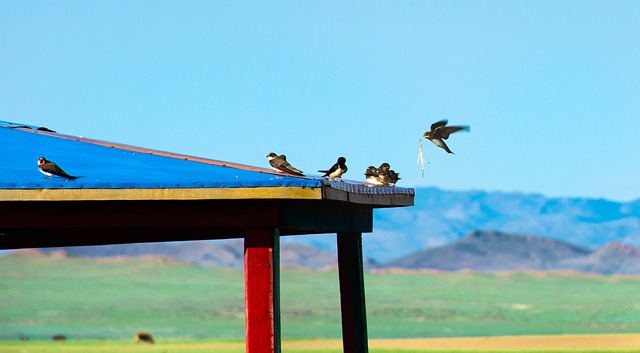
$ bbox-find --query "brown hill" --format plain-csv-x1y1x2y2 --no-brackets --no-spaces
30,231,640,274
558,241,640,275
381,230,592,271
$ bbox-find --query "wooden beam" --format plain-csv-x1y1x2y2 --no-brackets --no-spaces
244,228,281,353
337,232,369,353
0,227,247,249
0,200,280,228
279,201,373,234
0,200,377,249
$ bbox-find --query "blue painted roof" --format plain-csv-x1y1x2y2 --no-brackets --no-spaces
1,120,322,190
0,121,414,206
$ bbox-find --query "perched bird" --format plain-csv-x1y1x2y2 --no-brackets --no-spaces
364,166,385,186
37,157,77,179
318,157,348,179
423,119,470,154
266,152,304,176
365,163,395,186
388,170,401,186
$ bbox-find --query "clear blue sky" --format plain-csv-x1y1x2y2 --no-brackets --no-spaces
2,1,639,201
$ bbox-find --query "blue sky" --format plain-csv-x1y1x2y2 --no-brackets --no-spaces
2,1,639,201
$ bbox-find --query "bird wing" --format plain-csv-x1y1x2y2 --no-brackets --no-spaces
435,125,469,139
273,156,304,175
430,120,448,133
282,166,304,175
318,163,338,176
364,167,378,177
42,162,75,178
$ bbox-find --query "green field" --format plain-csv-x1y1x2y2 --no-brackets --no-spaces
2,251,640,341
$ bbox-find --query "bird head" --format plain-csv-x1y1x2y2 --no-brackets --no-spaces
378,163,390,172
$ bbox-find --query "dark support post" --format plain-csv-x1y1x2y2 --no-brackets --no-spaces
337,232,369,353
244,228,281,353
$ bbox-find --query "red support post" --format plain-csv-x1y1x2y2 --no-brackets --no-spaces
337,232,369,353
244,228,281,353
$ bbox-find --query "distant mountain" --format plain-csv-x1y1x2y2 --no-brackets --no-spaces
36,230,640,275
558,242,640,275
42,240,345,269
382,230,591,271
379,230,640,274
285,187,640,261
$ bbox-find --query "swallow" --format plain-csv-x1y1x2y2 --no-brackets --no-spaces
318,157,348,179
37,157,77,179
365,163,393,186
423,119,470,154
266,152,304,176
387,170,401,186
365,166,385,186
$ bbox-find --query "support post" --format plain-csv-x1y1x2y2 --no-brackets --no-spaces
337,232,369,353
244,228,281,353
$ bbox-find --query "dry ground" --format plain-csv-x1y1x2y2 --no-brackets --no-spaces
2,334,639,353
283,334,640,351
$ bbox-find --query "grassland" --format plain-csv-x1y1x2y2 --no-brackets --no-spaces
2,251,640,343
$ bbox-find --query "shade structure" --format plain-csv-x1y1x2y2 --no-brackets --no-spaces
0,120,414,353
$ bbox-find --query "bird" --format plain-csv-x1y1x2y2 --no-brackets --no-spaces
376,163,401,186
388,170,401,186
37,157,77,179
318,157,348,179
365,163,394,186
364,166,385,186
423,119,470,154
266,152,304,176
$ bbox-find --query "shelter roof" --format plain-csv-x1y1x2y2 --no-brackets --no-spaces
0,121,413,206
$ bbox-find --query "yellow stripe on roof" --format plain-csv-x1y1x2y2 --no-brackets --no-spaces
0,186,323,201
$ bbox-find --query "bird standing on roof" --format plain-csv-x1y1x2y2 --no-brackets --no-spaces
266,152,305,176
423,119,470,154
365,162,397,186
37,157,77,180
318,157,347,179
388,170,401,186
385,169,401,187
365,165,385,186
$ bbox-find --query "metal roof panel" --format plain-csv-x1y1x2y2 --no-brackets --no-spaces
0,121,414,206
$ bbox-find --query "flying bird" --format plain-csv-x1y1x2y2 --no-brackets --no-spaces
266,152,304,176
318,157,348,179
423,119,470,154
37,157,77,179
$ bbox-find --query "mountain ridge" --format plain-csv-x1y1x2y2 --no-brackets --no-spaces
349,187,639,261
32,230,640,275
